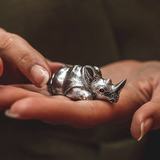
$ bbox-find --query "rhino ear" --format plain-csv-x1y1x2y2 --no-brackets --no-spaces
86,67,95,79
94,66,102,76
84,66,96,82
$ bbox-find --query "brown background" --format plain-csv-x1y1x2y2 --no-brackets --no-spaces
1,0,160,159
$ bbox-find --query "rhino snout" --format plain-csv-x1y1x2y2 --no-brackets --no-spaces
108,93,119,103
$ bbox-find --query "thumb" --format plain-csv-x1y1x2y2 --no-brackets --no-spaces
130,99,160,141
0,28,51,87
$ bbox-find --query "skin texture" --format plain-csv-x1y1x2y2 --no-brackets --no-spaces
0,28,51,87
0,28,160,141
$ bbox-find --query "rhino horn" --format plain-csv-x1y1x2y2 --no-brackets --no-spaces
112,79,127,94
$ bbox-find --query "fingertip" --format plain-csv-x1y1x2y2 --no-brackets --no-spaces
130,101,156,140
138,118,153,141
4,109,20,119
30,65,50,87
7,97,35,119
131,117,153,141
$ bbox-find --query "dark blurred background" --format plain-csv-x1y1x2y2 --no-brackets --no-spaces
1,0,160,159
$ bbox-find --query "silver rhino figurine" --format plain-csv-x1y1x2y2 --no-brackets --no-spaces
48,65,126,103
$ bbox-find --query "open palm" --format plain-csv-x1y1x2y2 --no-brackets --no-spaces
1,60,160,140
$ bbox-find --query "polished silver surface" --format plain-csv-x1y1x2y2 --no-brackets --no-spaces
48,65,126,103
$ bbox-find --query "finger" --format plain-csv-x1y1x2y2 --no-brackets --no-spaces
0,28,51,87
0,58,3,76
131,94,160,141
0,59,30,84
5,97,109,128
0,85,44,110
5,89,137,128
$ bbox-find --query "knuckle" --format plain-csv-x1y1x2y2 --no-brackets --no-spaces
17,52,35,69
0,33,16,53
0,30,36,71
137,79,152,103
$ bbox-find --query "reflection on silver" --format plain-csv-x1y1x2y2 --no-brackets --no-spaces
48,65,126,103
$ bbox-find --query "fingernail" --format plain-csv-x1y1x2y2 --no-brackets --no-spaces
4,110,19,119
30,65,49,87
137,118,153,141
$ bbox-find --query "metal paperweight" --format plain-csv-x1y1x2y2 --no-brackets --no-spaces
48,65,126,103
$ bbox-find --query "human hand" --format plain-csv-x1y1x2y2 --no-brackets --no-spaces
2,60,160,141
101,60,160,141
0,28,51,86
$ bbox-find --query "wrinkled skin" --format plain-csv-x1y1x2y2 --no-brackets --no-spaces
1,59,160,140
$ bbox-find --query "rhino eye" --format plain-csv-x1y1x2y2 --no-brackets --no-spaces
99,89,104,92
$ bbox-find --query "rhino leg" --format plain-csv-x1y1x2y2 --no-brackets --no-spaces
65,88,94,100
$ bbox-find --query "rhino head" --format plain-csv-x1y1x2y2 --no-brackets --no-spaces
91,78,126,103
84,66,126,103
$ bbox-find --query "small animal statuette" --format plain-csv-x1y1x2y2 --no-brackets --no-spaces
47,65,126,103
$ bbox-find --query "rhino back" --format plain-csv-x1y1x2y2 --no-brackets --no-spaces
63,65,91,95
52,65,70,95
